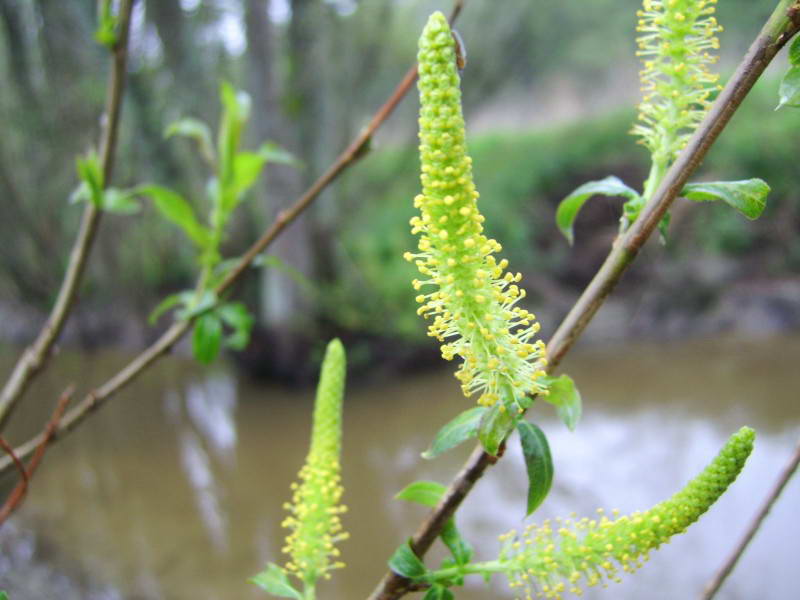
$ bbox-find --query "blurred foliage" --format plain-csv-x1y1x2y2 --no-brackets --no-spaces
0,0,795,346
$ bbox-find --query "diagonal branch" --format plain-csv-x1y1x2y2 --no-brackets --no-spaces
366,2,800,599
0,0,467,477
0,386,72,525
0,0,136,432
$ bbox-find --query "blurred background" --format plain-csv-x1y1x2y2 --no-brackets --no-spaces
0,1,798,599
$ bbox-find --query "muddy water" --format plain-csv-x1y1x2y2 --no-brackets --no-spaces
0,334,798,599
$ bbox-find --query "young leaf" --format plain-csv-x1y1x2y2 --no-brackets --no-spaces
556,176,640,244
75,152,104,207
165,117,215,165
395,480,446,508
388,540,428,580
223,151,268,213
249,563,303,599
218,82,251,190
258,141,298,167
540,374,582,431
422,585,454,600
777,65,800,110
790,35,800,67
102,188,140,214
94,0,118,48
440,519,473,566
177,290,218,320
148,291,192,325
422,406,487,459
517,421,554,516
217,302,255,350
477,404,516,457
137,185,211,247
682,179,770,220
192,312,223,364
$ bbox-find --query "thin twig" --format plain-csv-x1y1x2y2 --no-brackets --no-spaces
0,0,136,432
700,437,800,599
0,386,72,525
0,0,468,477
366,2,800,598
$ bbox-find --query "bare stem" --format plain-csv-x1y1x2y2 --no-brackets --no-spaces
366,2,800,598
700,437,800,599
0,0,136,431
0,0,468,477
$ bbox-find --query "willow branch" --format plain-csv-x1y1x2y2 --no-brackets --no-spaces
701,437,800,599
0,0,467,477
0,0,136,432
0,386,72,524
367,3,800,598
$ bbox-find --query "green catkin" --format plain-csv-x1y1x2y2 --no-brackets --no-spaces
405,12,547,410
497,426,755,599
631,0,722,168
281,339,348,585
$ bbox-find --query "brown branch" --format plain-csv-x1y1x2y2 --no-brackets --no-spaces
0,0,136,432
0,0,468,477
700,437,800,599
366,3,800,599
0,386,72,525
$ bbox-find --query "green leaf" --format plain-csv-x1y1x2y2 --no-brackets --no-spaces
217,302,255,350
388,540,428,580
102,188,140,214
422,406,486,459
777,65,800,110
137,184,211,247
477,404,516,457
223,151,268,213
422,585,454,600
258,141,298,167
682,179,770,220
517,421,554,516
556,176,640,244
192,312,223,364
540,374,582,431
218,82,251,191
94,0,118,48
177,290,218,320
253,254,316,295
790,35,800,67
395,481,446,508
75,152,104,207
0,592,8,600
148,291,192,325
249,563,302,599
165,117,215,165
440,519,473,566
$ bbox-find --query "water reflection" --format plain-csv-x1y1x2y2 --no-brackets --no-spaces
0,335,797,599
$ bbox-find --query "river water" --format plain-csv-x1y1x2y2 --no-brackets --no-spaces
0,334,798,599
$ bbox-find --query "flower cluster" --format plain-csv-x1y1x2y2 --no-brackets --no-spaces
405,12,547,410
631,0,722,166
498,426,755,599
282,339,349,583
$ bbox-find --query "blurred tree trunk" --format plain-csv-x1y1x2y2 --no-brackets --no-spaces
0,0,39,109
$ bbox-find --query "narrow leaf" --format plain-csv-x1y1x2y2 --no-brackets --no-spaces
102,188,140,214
137,184,211,247
477,404,516,457
148,291,192,325
556,176,640,244
217,302,254,350
540,374,582,431
517,421,554,516
440,519,473,566
258,141,298,167
192,312,223,364
75,152,104,207
422,406,487,459
224,151,268,213
395,480,446,508
422,586,454,600
177,290,218,320
790,35,800,67
682,179,770,220
165,117,215,164
388,540,428,580
777,65,800,110
249,563,302,599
